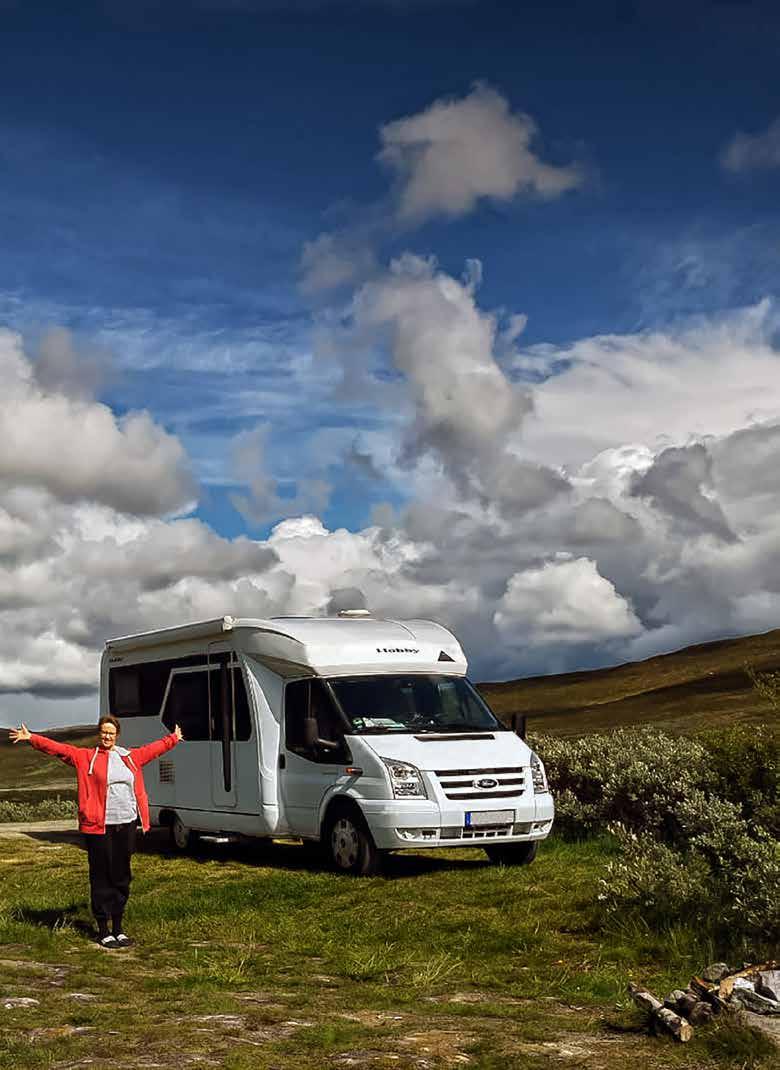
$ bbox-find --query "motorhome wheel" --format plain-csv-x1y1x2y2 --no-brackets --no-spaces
484,842,538,866
170,815,193,852
326,811,380,876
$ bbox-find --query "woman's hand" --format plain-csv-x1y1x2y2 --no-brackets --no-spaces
9,723,31,744
173,724,184,742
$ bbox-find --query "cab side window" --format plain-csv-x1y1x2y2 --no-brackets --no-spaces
285,680,349,763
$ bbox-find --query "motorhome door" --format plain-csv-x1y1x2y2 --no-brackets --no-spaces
207,644,238,809
281,678,350,837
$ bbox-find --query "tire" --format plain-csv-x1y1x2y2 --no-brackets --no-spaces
170,815,194,852
484,841,538,866
325,809,381,876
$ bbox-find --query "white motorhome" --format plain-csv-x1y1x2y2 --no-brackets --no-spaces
100,613,554,875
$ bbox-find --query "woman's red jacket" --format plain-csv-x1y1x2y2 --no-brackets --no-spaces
29,733,179,835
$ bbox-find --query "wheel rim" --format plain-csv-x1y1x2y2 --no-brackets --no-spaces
172,818,189,849
331,817,360,870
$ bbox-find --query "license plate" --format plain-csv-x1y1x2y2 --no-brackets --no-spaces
465,809,513,828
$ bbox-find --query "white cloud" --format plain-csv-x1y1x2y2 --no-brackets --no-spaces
494,557,642,645
4,284,780,725
519,300,780,468
0,329,196,515
378,84,582,222
352,254,569,514
721,117,780,173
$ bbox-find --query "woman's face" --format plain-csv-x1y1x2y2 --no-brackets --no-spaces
99,723,118,750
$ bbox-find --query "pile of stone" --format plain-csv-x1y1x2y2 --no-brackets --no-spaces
629,960,779,1042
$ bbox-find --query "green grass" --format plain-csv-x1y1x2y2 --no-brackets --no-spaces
479,626,780,735
0,830,774,1069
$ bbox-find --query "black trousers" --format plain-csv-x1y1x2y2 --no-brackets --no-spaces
84,822,136,926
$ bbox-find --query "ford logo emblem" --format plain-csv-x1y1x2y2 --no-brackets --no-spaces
475,777,499,789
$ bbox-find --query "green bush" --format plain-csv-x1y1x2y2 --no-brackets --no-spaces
534,727,779,949
698,724,779,837
533,728,711,842
0,796,77,823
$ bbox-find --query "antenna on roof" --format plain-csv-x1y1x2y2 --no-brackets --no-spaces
337,609,371,618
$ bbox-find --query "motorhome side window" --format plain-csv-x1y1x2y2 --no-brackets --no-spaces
108,655,207,719
285,679,347,762
162,670,211,741
206,659,252,743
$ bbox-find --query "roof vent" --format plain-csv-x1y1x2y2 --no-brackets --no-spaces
438,650,456,662
338,609,372,618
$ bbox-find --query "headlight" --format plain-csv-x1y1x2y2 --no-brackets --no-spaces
381,758,428,799
530,751,548,794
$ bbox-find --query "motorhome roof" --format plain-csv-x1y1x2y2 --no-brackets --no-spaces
104,615,468,676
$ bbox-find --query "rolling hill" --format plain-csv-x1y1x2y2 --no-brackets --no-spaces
480,627,780,736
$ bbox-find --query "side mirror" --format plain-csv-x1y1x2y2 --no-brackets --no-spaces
511,713,527,740
303,717,340,752
303,717,319,749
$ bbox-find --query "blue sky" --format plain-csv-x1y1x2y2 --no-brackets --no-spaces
1,0,780,724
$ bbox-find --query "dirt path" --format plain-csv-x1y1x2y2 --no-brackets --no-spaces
0,819,78,835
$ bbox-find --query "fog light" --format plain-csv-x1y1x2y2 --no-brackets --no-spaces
396,827,437,841
532,820,552,833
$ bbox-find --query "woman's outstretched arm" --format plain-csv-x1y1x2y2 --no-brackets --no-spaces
131,724,184,767
10,724,80,766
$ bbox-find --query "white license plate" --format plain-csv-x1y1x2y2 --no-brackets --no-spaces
465,809,513,828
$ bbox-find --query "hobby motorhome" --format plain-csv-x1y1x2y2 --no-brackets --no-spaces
101,613,554,875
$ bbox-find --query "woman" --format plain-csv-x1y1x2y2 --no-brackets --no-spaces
9,716,183,949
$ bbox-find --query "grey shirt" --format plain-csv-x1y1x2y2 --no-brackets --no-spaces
105,749,138,826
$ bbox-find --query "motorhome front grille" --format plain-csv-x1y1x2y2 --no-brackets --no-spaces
440,826,512,840
158,760,175,784
433,767,526,800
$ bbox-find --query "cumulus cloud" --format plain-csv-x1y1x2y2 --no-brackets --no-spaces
631,442,735,542
378,84,583,222
31,326,114,401
0,329,196,515
352,254,569,514
519,299,780,468
494,557,642,646
5,278,780,729
721,117,780,173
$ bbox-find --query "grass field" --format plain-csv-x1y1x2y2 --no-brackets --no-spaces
0,633,777,1068
0,826,775,1070
481,627,780,735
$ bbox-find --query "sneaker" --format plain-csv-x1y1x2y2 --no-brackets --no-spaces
98,934,118,949
114,933,134,948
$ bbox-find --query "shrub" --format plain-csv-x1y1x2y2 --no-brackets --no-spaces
0,797,77,823
533,728,711,842
534,727,779,949
698,724,779,837
600,821,779,948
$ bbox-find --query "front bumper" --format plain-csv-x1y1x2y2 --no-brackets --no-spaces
361,792,555,851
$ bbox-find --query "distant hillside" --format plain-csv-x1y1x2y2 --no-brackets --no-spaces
479,628,780,736
0,726,96,791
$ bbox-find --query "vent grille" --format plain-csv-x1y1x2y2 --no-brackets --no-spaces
462,827,512,840
415,733,495,742
433,766,526,801
158,759,175,784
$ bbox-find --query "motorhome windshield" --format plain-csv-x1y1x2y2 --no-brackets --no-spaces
328,674,506,734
